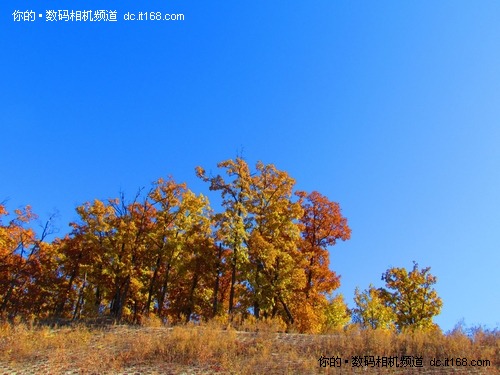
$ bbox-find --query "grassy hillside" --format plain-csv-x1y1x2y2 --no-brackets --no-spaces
0,318,498,374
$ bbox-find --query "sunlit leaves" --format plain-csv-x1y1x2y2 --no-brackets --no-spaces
1,159,357,332
379,262,443,331
284,191,352,332
323,294,351,331
352,284,396,330
0,204,51,318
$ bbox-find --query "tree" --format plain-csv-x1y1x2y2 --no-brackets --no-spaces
197,159,351,330
245,161,304,324
52,233,92,319
380,262,442,331
296,191,351,298
145,178,189,319
72,191,157,321
289,191,351,332
198,158,307,324
196,158,252,317
352,284,395,330
161,189,214,322
322,294,351,331
0,204,54,318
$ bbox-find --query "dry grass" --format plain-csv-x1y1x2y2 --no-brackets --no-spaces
0,319,498,374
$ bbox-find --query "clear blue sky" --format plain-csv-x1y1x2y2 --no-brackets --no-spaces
2,1,499,332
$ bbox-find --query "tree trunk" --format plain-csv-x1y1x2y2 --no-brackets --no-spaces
212,244,222,317
279,295,294,325
145,252,162,315
158,262,172,318
228,244,237,317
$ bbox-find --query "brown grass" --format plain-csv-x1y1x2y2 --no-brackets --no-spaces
0,319,498,374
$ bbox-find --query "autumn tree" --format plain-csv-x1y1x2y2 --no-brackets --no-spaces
67,179,216,323
71,191,158,321
26,241,65,319
51,232,93,320
196,158,252,317
144,178,187,319
322,294,351,331
380,262,442,331
352,284,396,330
197,159,351,330
290,191,351,332
197,158,307,323
296,191,351,297
156,188,214,322
245,161,304,324
0,204,54,319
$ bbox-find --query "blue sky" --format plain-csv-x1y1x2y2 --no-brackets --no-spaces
2,1,499,332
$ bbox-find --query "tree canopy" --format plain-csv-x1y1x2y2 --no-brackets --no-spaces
0,158,443,333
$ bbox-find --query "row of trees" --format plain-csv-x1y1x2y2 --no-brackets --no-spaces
0,158,442,332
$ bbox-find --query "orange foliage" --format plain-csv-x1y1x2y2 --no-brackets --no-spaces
1,160,355,333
